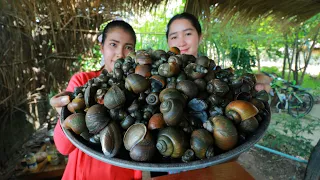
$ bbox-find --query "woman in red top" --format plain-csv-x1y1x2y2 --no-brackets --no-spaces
50,20,142,180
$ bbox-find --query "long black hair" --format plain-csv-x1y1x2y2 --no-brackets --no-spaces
101,20,136,45
166,12,202,40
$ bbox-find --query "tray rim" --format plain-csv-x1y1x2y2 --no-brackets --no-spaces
60,105,270,172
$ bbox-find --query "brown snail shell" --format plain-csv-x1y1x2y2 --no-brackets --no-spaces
123,123,155,161
150,75,166,93
129,131,156,161
190,129,215,159
156,127,188,158
125,74,150,94
63,113,87,135
206,79,229,96
100,120,122,158
84,83,98,107
195,56,210,68
238,117,259,135
204,116,238,151
159,88,187,105
168,47,180,56
136,52,152,65
225,100,259,124
151,49,167,60
160,99,184,126
85,104,110,134
103,85,126,109
184,63,207,80
67,93,85,113
168,55,183,67
135,65,151,78
176,80,199,100
158,62,180,78
124,123,147,151
148,113,166,130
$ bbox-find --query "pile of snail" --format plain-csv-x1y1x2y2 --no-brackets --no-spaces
62,47,270,163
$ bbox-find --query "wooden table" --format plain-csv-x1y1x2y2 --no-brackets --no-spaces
151,161,254,180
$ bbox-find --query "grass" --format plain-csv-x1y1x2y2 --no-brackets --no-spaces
258,113,320,159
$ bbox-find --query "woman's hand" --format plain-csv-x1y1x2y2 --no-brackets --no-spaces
50,91,73,116
254,73,272,93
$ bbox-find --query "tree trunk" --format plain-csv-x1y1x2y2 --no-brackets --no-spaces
299,25,320,85
254,41,261,72
282,34,289,78
294,47,300,84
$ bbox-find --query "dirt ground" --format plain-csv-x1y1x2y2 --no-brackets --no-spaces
238,148,307,180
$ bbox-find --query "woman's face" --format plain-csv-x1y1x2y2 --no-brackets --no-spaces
167,19,202,57
100,28,135,72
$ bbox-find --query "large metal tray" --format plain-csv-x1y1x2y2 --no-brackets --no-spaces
60,104,270,172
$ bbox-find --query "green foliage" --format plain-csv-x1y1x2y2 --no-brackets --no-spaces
259,113,320,159
229,47,256,75
78,44,102,72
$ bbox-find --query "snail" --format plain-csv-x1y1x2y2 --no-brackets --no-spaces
156,127,188,158
176,80,199,100
190,129,215,159
158,62,180,78
148,113,166,130
100,120,122,158
85,104,110,134
160,99,184,126
123,123,156,161
225,100,259,124
103,85,126,109
125,74,150,94
67,93,85,113
63,113,87,135
203,115,238,151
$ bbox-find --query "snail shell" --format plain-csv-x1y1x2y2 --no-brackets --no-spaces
176,80,199,100
120,115,135,129
63,113,87,135
160,99,184,126
204,115,238,151
190,129,215,159
103,85,126,109
136,52,152,65
156,127,188,158
195,56,210,68
85,104,110,134
135,65,151,78
168,47,180,56
225,100,259,124
238,117,259,135
182,149,196,162
159,88,187,105
123,123,155,161
158,62,180,78
206,79,229,96
67,93,85,113
148,113,166,130
100,120,122,158
125,74,150,94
